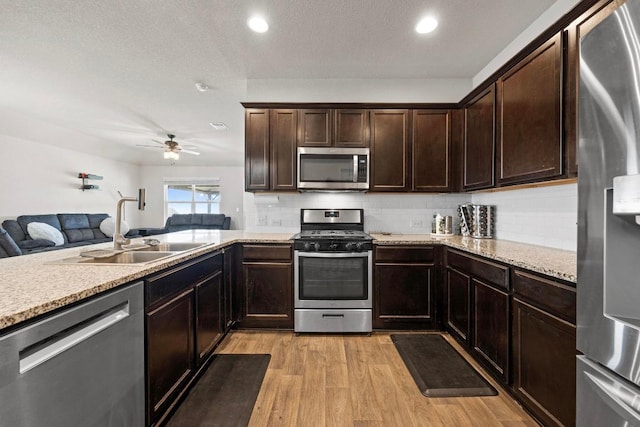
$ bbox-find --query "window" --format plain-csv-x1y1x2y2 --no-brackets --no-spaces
164,179,220,218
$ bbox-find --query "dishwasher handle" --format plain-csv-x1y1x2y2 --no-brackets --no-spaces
19,301,130,374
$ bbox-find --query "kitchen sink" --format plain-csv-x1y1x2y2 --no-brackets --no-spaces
58,251,179,265
136,242,208,252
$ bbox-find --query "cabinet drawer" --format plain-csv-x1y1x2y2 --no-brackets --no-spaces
145,251,222,308
512,269,576,323
446,250,509,290
375,245,434,263
243,244,292,261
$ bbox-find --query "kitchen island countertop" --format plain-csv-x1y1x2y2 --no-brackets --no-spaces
0,231,575,331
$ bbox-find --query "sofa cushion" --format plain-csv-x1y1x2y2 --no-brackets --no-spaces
202,214,226,227
0,227,21,257
2,220,26,242
27,222,65,246
170,214,192,226
65,228,96,243
17,214,62,234
190,214,203,225
87,213,109,229
58,213,90,230
17,239,56,250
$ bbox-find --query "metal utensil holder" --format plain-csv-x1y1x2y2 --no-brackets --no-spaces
458,204,494,239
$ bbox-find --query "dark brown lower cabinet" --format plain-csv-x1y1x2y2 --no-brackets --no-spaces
513,299,576,427
239,244,293,329
472,278,509,383
512,268,576,427
374,245,435,329
145,251,225,426
146,288,194,425
446,267,471,344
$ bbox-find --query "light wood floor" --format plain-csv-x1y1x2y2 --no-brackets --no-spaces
215,331,538,427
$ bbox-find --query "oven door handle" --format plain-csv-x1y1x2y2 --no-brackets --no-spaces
294,250,371,259
322,314,345,318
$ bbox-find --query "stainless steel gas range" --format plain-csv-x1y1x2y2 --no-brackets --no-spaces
292,209,373,333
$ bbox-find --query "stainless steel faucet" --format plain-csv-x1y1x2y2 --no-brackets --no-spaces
114,196,137,250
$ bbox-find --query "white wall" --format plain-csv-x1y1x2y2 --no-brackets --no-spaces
247,78,471,103
0,135,142,226
473,0,582,87
471,183,577,251
139,166,244,229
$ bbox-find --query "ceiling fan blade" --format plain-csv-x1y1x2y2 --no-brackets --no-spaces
181,145,198,149
180,149,201,155
136,144,164,149
151,139,167,145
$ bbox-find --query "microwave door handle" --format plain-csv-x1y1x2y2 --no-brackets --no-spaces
353,155,358,182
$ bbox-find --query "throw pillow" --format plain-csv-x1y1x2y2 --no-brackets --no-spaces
99,217,130,238
27,222,64,246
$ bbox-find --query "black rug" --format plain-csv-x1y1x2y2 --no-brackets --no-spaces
391,334,497,397
167,354,271,427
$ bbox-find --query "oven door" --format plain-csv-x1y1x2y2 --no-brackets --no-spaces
294,250,372,309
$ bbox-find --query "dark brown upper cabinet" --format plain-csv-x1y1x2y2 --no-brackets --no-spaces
497,32,563,186
412,109,452,192
334,109,370,147
270,109,297,191
464,86,496,190
298,109,369,147
370,109,410,191
245,108,270,191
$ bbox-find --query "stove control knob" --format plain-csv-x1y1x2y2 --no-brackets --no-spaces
345,242,355,251
355,242,364,251
303,242,320,251
329,243,338,250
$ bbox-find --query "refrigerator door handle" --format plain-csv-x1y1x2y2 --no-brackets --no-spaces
585,370,640,422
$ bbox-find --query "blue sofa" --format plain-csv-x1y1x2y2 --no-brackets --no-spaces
142,213,230,236
1,213,138,255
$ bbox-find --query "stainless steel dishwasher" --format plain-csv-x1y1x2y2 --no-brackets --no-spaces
0,281,144,427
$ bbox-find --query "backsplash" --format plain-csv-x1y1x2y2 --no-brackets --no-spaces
243,183,578,251
471,183,577,251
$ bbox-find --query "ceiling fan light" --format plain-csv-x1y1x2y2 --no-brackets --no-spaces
164,151,179,160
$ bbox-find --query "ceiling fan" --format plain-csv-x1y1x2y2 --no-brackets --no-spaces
136,134,200,160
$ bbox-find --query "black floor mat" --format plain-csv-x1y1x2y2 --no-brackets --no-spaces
391,334,497,397
166,354,271,427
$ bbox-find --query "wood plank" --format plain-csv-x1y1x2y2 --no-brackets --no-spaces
215,331,538,426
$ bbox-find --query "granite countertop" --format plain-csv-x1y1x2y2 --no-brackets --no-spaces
0,230,576,332
370,234,576,283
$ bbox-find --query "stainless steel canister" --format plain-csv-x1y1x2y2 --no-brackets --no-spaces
458,204,494,238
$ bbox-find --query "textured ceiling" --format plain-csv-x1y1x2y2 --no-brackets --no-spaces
0,0,558,166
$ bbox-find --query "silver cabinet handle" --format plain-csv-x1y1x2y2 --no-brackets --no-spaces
19,302,129,374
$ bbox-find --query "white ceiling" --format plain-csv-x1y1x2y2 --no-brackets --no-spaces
0,0,559,167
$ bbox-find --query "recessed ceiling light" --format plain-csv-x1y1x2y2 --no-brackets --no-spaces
209,122,228,130
195,82,210,92
248,16,269,33
416,16,438,34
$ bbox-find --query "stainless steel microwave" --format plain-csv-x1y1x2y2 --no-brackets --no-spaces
297,147,369,190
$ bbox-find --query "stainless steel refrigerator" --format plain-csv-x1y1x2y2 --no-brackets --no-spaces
578,0,640,424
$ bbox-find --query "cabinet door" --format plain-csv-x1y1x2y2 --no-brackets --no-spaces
270,109,298,190
334,109,369,147
412,110,451,191
298,109,332,147
497,32,563,185
245,109,270,191
513,298,576,427
195,270,223,366
370,109,410,191
241,262,293,328
146,288,194,425
374,263,433,329
472,278,510,383
446,267,471,344
464,86,496,190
